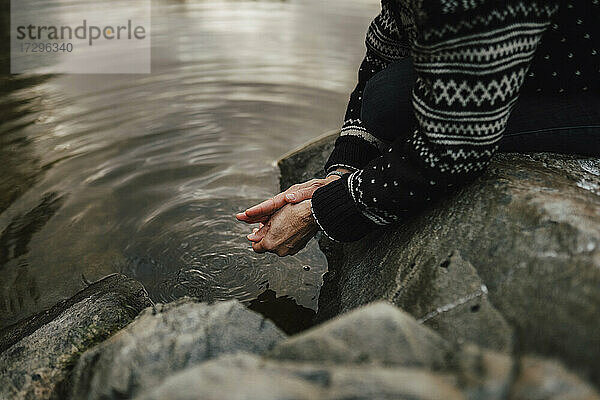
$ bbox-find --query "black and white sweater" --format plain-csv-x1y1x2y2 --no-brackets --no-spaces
311,0,600,242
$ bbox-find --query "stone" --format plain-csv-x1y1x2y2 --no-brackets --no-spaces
0,273,152,400
393,251,513,351
277,129,337,190
133,353,323,400
134,353,465,400
455,344,515,400
71,297,598,400
278,132,600,384
69,298,286,400
268,301,453,369
509,356,600,400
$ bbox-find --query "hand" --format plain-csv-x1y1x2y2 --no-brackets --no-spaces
235,169,350,224
246,200,318,257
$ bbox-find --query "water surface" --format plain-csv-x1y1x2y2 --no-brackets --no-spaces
0,0,378,329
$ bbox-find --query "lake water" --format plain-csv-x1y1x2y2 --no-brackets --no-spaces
0,0,379,330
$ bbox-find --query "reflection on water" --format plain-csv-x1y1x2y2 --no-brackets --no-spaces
0,0,378,328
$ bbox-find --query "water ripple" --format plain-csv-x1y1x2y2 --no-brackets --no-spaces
0,0,379,328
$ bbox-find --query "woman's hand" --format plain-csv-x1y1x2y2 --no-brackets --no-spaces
235,170,348,224
246,200,318,257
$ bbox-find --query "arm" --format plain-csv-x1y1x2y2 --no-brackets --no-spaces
325,0,411,173
237,1,409,226
312,0,560,242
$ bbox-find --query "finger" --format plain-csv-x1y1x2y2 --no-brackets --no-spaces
236,212,271,224
244,192,287,218
284,192,302,203
286,184,323,204
252,240,267,253
274,247,290,257
247,227,259,239
247,225,268,242
247,232,261,242
235,212,248,221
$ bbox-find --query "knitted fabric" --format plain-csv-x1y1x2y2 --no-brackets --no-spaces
312,0,599,242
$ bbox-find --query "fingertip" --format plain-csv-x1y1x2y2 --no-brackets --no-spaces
246,208,266,218
252,242,265,253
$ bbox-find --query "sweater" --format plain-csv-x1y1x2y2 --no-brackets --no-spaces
311,0,600,242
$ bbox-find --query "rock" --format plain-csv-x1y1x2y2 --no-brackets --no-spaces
133,353,323,400
397,251,513,351
510,356,600,400
134,353,465,400
69,298,286,400
131,307,597,400
266,301,514,400
77,299,597,400
455,344,516,400
278,132,600,384
0,273,152,400
268,301,453,369
277,129,337,190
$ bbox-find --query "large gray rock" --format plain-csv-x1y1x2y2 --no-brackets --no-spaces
278,130,337,190
268,302,513,400
268,301,453,369
69,298,286,400
134,353,465,400
135,302,598,400
0,274,152,400
279,132,600,383
509,356,600,400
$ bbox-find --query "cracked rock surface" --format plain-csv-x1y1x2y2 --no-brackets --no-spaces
0,274,152,400
68,298,286,400
128,302,598,400
279,132,600,385
4,285,597,399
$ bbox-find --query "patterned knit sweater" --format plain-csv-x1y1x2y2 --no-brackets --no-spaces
311,0,600,242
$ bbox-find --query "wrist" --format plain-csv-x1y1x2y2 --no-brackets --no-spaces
302,200,318,230
325,169,349,181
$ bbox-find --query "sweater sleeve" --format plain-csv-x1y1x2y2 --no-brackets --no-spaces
313,0,560,242
324,0,411,174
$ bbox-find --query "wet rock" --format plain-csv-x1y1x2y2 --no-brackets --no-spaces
278,130,337,190
455,344,515,400
266,302,514,400
509,356,600,400
133,353,323,400
397,251,513,351
134,353,464,400
0,273,152,400
268,301,453,368
132,303,598,400
69,298,286,400
278,132,600,383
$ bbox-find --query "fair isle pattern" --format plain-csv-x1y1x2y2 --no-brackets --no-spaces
349,170,399,225
347,0,561,223
338,0,411,156
315,0,599,242
420,2,559,41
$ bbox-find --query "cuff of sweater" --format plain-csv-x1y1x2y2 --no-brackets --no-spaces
324,135,381,174
311,175,377,242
